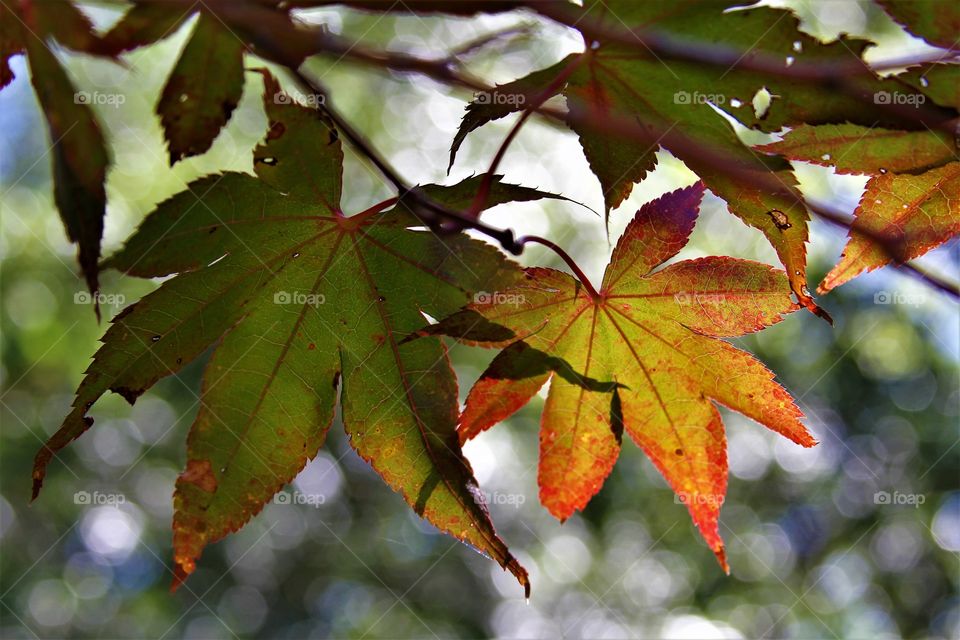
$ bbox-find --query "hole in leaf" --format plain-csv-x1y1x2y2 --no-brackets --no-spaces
752,87,774,120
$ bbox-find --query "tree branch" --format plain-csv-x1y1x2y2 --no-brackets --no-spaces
203,0,960,298
469,52,586,217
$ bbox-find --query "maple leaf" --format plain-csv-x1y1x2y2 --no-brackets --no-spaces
95,2,193,55
819,162,960,293
1,0,110,297
447,1,951,307
32,70,571,594
758,121,959,291
756,123,957,175
421,183,816,569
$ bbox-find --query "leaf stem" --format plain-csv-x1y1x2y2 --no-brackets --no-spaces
518,235,600,299
281,67,523,252
208,0,958,299
469,54,585,217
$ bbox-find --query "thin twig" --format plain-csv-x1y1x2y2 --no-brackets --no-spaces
806,198,960,296
518,235,600,298
203,0,960,298
469,53,585,217
447,23,536,61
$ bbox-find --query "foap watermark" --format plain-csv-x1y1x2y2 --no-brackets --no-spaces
673,90,726,105
474,91,526,107
274,91,325,108
74,291,126,308
874,91,925,107
74,91,125,107
674,491,725,507
674,292,725,305
274,491,326,508
477,491,526,508
474,291,525,306
74,491,126,506
874,490,925,508
274,291,325,306
874,290,924,306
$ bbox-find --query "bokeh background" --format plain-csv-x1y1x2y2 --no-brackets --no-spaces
1,1,958,638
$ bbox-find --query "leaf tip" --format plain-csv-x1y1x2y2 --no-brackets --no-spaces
798,294,833,325
504,553,531,598
716,546,730,575
170,562,191,593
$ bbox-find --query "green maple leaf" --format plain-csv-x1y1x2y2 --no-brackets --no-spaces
33,70,568,593
448,0,951,308
899,63,960,111
421,182,816,569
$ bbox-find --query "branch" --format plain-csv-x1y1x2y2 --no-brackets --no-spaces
203,0,960,298
530,1,960,78
805,198,960,297
469,53,586,217
446,23,537,62
518,235,600,299
288,66,532,248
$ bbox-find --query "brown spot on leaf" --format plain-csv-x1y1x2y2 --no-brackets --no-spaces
180,459,218,493
766,209,792,231
308,343,316,350
675,448,684,456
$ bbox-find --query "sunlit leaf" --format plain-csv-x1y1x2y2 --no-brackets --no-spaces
757,124,956,174
819,162,960,293
31,70,579,595
423,183,816,569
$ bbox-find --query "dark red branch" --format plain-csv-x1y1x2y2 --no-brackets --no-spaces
518,235,601,299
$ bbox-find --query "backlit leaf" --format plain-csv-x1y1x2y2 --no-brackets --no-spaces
757,124,956,175
3,0,110,295
424,183,816,569
157,11,246,164
30,70,578,595
819,162,960,293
